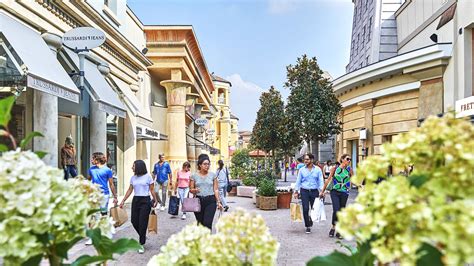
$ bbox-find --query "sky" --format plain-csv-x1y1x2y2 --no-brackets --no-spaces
128,0,354,131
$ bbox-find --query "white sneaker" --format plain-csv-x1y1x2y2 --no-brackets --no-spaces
181,214,186,220
85,238,93,245
160,206,166,211
138,246,145,254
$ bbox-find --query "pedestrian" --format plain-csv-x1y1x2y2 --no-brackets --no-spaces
119,160,158,254
176,161,191,220
87,152,118,245
296,158,305,175
323,160,332,181
61,136,77,180
320,154,353,239
88,152,118,216
216,159,230,212
285,161,289,175
152,154,172,211
293,153,324,234
189,154,223,230
290,161,296,175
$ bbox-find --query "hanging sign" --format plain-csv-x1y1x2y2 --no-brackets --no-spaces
195,118,208,126
63,27,106,50
455,96,474,118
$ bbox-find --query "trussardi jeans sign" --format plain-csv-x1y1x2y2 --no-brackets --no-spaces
27,75,79,103
455,96,474,118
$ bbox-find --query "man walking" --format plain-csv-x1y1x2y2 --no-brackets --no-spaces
293,153,324,234
153,154,172,211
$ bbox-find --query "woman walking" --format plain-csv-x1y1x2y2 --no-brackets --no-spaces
216,160,230,212
319,154,353,239
176,161,191,220
190,154,223,230
119,160,158,254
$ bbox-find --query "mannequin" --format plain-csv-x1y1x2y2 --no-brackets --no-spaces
61,136,77,180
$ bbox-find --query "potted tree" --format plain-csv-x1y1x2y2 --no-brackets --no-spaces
258,178,277,210
276,187,292,209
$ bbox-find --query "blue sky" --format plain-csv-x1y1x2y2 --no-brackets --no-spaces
128,0,354,130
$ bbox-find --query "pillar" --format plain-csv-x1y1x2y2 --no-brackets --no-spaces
89,101,107,154
219,107,231,165
357,99,375,159
160,70,192,172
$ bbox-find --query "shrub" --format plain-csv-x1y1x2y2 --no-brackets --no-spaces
258,178,277,197
242,176,257,186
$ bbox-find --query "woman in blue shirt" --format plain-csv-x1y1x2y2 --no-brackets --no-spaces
88,152,117,215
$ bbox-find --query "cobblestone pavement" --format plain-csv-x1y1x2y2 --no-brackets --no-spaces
67,173,357,266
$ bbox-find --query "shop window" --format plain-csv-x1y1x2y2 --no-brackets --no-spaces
382,135,395,143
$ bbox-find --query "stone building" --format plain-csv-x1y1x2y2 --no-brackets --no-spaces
334,0,473,175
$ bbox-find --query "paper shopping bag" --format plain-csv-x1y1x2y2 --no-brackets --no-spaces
290,202,303,222
148,209,158,234
110,206,128,227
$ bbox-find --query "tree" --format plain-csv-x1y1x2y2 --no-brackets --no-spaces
285,54,342,157
250,86,285,173
280,108,302,181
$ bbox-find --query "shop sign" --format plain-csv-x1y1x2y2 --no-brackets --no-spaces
207,129,215,135
137,126,160,140
63,27,106,50
195,118,208,126
455,96,474,118
98,102,126,118
27,75,79,103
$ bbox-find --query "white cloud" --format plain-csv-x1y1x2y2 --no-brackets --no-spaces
268,0,299,14
226,74,264,131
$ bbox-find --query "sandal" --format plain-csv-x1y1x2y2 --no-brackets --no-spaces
329,228,335,238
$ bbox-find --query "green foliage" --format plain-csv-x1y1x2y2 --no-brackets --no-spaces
257,178,277,197
149,209,279,265
230,148,252,179
242,176,257,186
334,114,474,266
0,96,15,127
285,55,341,146
19,131,43,150
307,241,375,266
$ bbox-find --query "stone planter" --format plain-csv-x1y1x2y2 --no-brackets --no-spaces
277,192,292,209
237,186,256,198
256,194,260,208
259,196,277,210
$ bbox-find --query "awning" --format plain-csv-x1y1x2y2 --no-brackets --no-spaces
63,48,126,118
109,76,153,123
0,12,80,102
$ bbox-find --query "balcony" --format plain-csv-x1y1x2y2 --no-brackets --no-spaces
218,96,226,104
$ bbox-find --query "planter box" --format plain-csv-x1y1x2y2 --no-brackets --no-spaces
237,186,256,198
259,196,277,210
256,194,260,208
277,192,292,209
228,186,237,196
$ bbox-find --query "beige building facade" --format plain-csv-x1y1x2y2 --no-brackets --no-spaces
334,0,473,174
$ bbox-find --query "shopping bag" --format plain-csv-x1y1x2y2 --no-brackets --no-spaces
319,199,327,221
311,199,326,222
182,197,201,212
290,201,303,222
148,209,158,234
168,195,180,215
110,206,128,227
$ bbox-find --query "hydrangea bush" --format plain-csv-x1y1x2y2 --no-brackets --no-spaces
335,114,474,266
0,150,113,265
148,208,279,265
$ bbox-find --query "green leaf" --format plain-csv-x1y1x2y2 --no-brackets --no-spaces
55,236,84,259
307,251,354,266
70,255,111,266
336,240,357,255
0,144,8,152
21,254,43,266
408,174,429,188
353,241,376,266
0,96,16,127
20,131,43,150
87,208,101,216
35,151,48,159
107,238,142,255
416,243,443,266
86,228,141,257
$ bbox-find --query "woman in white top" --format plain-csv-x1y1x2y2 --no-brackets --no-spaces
120,160,158,254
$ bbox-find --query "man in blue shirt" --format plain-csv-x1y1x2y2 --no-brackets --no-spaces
293,153,324,234
153,154,172,211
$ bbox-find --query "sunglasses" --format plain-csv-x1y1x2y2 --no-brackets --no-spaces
346,158,351,161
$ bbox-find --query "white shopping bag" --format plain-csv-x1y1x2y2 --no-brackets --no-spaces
311,199,326,222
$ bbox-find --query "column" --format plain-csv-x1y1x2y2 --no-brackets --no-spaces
357,99,376,159
89,101,107,153
160,69,192,171
194,103,205,161
219,107,231,165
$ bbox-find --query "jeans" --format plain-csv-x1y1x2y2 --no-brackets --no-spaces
300,188,318,228
100,194,110,215
330,190,349,226
64,165,77,180
177,187,190,214
194,196,217,230
218,183,227,207
155,180,168,207
131,196,151,245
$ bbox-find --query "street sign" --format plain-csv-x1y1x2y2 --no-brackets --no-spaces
63,27,106,50
195,118,208,126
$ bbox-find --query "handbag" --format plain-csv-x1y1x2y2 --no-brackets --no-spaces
168,195,180,215
225,167,233,193
182,194,201,212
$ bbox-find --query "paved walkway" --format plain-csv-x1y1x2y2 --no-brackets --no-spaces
67,180,357,266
